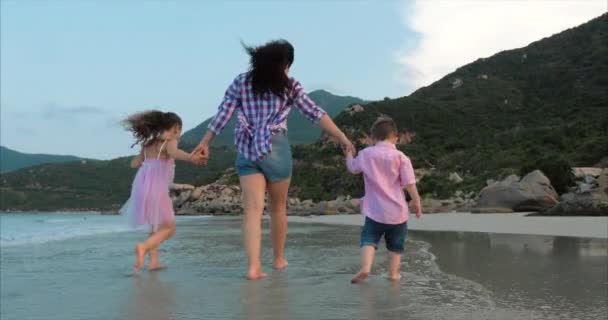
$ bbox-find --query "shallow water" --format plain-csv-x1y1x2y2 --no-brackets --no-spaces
0,213,606,320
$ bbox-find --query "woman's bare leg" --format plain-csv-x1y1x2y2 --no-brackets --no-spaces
240,174,267,280
267,178,291,270
134,223,176,272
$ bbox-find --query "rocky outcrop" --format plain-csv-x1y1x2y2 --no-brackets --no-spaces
475,170,559,212
345,104,364,116
572,167,603,178
544,169,608,216
172,174,361,216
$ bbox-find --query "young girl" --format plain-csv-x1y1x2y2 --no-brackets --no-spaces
121,111,205,272
345,116,422,283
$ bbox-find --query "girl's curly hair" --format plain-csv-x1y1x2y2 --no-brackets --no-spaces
123,111,182,147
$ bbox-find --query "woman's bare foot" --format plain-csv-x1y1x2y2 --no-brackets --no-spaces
246,267,268,281
148,263,167,271
351,271,369,284
273,258,289,270
387,273,402,281
134,244,146,272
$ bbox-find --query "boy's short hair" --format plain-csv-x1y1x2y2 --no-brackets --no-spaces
370,116,398,141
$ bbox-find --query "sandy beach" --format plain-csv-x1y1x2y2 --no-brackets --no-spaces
289,212,608,239
1,213,607,319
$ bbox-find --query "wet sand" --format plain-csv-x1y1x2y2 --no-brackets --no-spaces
1,214,606,320
289,212,608,238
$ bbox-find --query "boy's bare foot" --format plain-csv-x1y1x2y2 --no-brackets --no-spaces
351,271,369,284
246,267,268,281
134,244,146,272
273,258,289,270
387,273,402,281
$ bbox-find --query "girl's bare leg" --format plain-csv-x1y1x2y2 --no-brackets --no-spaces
351,246,375,283
134,223,176,272
267,178,291,270
147,231,167,271
387,252,402,280
240,174,267,280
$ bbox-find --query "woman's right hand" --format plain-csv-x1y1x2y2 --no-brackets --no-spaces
191,130,215,165
191,141,209,162
340,136,356,157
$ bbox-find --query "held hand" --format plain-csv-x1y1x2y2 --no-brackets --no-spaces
191,141,210,159
340,137,356,157
190,153,208,166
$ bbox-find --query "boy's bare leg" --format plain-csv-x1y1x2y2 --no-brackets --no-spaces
387,252,402,280
351,246,375,283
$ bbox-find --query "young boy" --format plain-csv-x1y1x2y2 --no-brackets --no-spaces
345,116,422,283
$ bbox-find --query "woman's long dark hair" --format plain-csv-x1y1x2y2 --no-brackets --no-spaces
242,39,294,97
123,111,182,147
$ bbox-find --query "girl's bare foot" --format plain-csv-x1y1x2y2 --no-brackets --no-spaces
246,267,268,281
387,273,402,281
351,271,369,283
134,244,146,272
273,258,289,270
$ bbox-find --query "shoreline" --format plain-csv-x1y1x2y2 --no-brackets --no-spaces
289,212,608,239
3,210,607,239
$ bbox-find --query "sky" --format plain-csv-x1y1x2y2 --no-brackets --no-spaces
1,0,605,159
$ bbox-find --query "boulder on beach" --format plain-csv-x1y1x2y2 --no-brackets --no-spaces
544,169,608,216
475,170,558,212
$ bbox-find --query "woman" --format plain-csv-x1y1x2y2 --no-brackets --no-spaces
193,39,355,280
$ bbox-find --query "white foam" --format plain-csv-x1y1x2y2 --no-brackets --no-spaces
0,214,136,247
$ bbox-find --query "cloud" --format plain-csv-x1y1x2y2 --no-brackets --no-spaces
42,103,106,119
396,0,606,93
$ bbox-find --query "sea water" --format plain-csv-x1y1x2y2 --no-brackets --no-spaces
0,213,606,320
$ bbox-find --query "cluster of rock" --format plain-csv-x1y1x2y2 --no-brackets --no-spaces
422,190,477,213
472,168,608,216
171,166,607,217
545,168,607,216
171,183,361,216
474,170,559,213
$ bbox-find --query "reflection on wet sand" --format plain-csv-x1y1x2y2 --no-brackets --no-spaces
358,279,403,320
412,231,608,317
240,271,290,320
120,272,176,320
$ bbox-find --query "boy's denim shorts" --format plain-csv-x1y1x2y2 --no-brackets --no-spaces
235,132,292,183
360,216,408,253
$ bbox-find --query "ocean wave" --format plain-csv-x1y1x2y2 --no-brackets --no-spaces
0,225,134,247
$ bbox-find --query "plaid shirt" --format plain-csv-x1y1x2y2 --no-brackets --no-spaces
208,73,326,161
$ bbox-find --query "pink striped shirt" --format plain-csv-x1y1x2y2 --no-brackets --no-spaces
346,141,416,224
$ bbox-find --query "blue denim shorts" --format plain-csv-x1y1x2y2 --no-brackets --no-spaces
360,216,408,253
235,133,292,183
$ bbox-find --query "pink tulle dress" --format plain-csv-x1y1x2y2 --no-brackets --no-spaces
120,141,175,230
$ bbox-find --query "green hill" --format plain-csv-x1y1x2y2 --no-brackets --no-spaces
0,146,82,173
180,89,365,146
1,14,606,210
0,145,235,211
291,13,608,200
